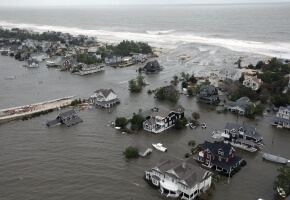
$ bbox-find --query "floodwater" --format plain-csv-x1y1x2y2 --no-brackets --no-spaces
0,54,289,200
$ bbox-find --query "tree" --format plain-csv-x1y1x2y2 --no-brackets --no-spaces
239,73,245,83
181,72,190,82
182,81,188,88
192,112,200,120
128,75,146,93
115,117,128,128
171,75,179,86
136,75,146,86
123,146,139,159
128,79,141,92
274,165,290,197
245,104,256,118
187,88,194,96
130,114,145,131
189,73,197,84
174,119,183,130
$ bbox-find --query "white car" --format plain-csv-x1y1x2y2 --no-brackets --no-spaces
201,123,206,129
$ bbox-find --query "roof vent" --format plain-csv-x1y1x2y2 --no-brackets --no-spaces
182,162,186,169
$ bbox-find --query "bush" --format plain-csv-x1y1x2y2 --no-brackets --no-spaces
130,124,139,132
188,140,196,146
185,153,191,158
71,99,82,106
115,117,128,128
123,146,139,159
199,192,208,200
147,89,152,94
192,112,200,120
206,187,214,196
241,160,247,167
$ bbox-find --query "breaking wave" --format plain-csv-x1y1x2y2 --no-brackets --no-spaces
146,30,175,35
1,21,290,59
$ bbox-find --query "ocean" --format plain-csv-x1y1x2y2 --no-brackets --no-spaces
0,4,289,200
0,3,290,58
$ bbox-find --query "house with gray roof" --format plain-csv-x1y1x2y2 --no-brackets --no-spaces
89,88,120,108
220,122,263,152
27,59,39,68
271,106,290,129
145,154,212,200
219,68,242,81
143,105,185,134
143,60,161,73
30,52,49,61
243,76,263,90
105,53,121,63
197,141,243,174
224,96,254,115
196,85,219,104
46,110,83,127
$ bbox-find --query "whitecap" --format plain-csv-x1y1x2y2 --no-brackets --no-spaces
1,21,290,59
146,30,175,35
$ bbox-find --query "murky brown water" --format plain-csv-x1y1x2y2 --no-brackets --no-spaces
0,55,289,200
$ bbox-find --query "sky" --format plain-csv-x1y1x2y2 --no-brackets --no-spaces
1,0,290,7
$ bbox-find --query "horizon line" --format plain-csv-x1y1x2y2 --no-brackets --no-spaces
1,2,290,7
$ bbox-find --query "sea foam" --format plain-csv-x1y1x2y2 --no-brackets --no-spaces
1,21,289,59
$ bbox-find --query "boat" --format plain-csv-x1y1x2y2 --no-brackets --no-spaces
189,123,196,129
152,143,167,152
277,187,286,198
229,142,257,152
115,127,121,130
262,153,289,164
212,130,224,139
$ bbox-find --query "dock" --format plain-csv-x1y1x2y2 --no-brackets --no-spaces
0,96,75,123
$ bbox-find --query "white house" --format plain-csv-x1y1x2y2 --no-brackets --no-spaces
271,106,290,129
30,52,49,61
89,89,120,108
243,76,263,90
143,105,185,134
145,155,212,200
105,53,122,63
27,59,39,68
219,68,242,81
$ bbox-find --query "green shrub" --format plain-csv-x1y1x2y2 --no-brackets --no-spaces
123,146,139,159
185,153,191,158
188,140,196,146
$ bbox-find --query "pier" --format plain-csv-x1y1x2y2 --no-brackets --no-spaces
0,96,75,123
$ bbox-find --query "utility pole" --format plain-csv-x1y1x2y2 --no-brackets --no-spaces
227,170,231,185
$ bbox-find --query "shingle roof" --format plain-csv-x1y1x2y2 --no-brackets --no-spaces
151,154,210,188
47,110,83,127
144,60,160,71
199,141,233,158
219,68,239,76
171,105,185,113
151,109,171,118
224,122,262,140
211,155,242,171
199,85,217,95
94,89,116,98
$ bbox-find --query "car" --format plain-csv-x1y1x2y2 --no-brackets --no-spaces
201,123,206,129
